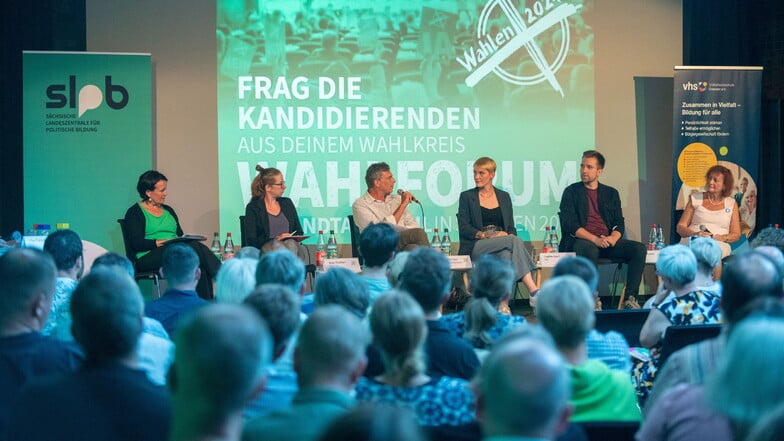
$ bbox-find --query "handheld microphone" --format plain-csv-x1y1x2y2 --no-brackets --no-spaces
699,224,712,235
397,189,421,204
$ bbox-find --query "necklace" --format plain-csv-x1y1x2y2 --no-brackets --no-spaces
705,193,724,206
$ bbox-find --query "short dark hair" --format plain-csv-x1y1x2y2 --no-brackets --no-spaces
359,223,399,267
364,162,390,189
43,229,82,271
162,243,199,285
552,256,599,293
752,227,784,254
70,267,143,362
582,150,605,169
243,284,301,357
92,252,135,278
399,247,451,313
136,170,168,200
721,251,783,324
0,249,56,324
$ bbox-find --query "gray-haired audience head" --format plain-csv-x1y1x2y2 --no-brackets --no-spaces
0,248,57,330
243,284,301,359
162,243,200,286
314,267,370,319
721,250,783,325
536,276,595,349
359,223,399,268
235,246,261,260
255,249,305,293
295,305,368,389
215,257,258,304
752,246,784,279
43,229,84,276
655,244,697,288
171,304,272,438
751,226,784,254
318,404,426,441
688,237,722,276
552,255,599,294
476,332,571,438
708,315,784,439
92,252,135,277
386,251,410,288
399,247,451,313
70,267,144,363
470,254,515,306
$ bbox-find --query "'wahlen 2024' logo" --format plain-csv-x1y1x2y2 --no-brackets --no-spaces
46,75,129,117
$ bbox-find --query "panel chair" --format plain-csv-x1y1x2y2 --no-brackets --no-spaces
347,215,364,266
596,257,626,308
117,218,162,299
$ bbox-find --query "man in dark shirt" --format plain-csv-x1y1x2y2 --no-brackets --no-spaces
0,248,82,441
559,150,646,297
400,247,480,379
145,243,209,336
8,267,170,441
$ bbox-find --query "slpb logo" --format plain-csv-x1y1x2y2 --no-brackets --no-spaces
456,0,581,96
46,75,129,117
682,81,708,92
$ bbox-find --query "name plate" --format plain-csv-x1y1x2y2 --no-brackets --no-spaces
22,236,47,250
538,252,576,268
646,250,660,264
322,258,362,273
447,255,472,271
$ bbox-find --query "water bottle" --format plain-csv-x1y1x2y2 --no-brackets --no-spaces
648,224,657,250
210,232,222,261
38,224,51,236
550,225,559,253
655,224,665,250
542,226,552,253
430,227,441,253
440,228,452,256
327,230,338,259
222,232,235,260
316,230,326,270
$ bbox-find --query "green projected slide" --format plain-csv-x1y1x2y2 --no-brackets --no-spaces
217,0,594,242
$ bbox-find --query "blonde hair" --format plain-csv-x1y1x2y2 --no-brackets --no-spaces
474,157,497,173
250,164,282,199
370,291,427,385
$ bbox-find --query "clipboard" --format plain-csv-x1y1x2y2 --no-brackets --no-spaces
164,234,207,244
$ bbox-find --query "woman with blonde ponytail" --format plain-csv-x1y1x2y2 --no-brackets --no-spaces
354,291,475,427
243,165,307,261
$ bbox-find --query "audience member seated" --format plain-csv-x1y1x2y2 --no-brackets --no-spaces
634,244,722,404
314,267,370,320
355,291,475,427
644,250,783,415
243,284,303,418
552,256,631,372
255,249,306,295
243,305,368,441
751,226,784,255
0,249,82,440
643,237,723,308
399,247,480,380
537,276,640,422
386,251,410,288
91,252,174,385
639,314,784,441
318,404,427,441
473,328,573,441
745,401,784,441
124,170,221,299
215,256,258,304
144,243,209,336
41,229,84,339
169,304,272,441
358,223,398,304
8,268,170,441
441,254,527,355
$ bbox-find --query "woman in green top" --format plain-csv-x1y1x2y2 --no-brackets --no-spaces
123,170,221,299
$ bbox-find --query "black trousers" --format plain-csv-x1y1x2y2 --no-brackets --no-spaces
573,238,647,295
135,240,221,300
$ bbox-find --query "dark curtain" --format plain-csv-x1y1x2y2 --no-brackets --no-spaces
684,0,784,228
